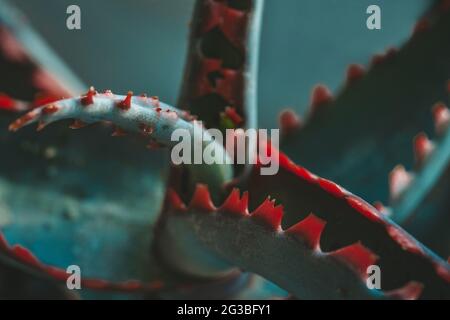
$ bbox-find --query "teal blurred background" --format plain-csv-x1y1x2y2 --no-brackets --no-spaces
11,0,429,128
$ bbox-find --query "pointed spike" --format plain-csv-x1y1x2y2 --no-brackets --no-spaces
389,165,414,201
373,201,384,212
36,121,48,131
189,184,216,212
8,111,38,132
279,109,302,136
371,47,397,66
81,86,96,106
434,262,450,283
69,120,88,129
432,102,450,135
166,189,187,212
286,213,326,250
164,110,179,121
413,132,435,167
151,96,160,108
0,93,16,110
42,104,59,115
329,242,379,279
220,188,249,216
251,198,284,231
103,89,114,96
373,201,392,217
33,94,59,108
310,85,333,110
385,281,424,300
413,18,430,36
111,126,127,137
346,64,365,84
117,91,133,110
139,123,154,136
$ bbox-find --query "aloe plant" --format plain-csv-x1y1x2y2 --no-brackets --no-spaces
0,0,449,299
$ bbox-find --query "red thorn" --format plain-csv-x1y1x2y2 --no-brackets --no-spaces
118,91,133,110
223,107,243,126
373,201,390,216
189,184,216,212
432,102,450,135
201,0,247,48
389,165,413,201
220,188,249,216
373,201,384,212
139,123,154,136
166,189,186,212
69,120,87,129
413,132,434,166
33,94,60,108
387,225,424,256
318,178,347,198
371,47,397,66
310,85,333,110
279,109,302,135
164,110,179,121
36,121,48,131
11,245,41,268
251,198,284,231
329,242,378,279
151,96,160,108
42,104,59,115
435,262,450,283
81,86,96,106
346,64,366,84
386,281,424,300
111,126,127,137
8,112,38,131
347,196,384,224
0,93,15,110
413,19,430,35
286,214,326,250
